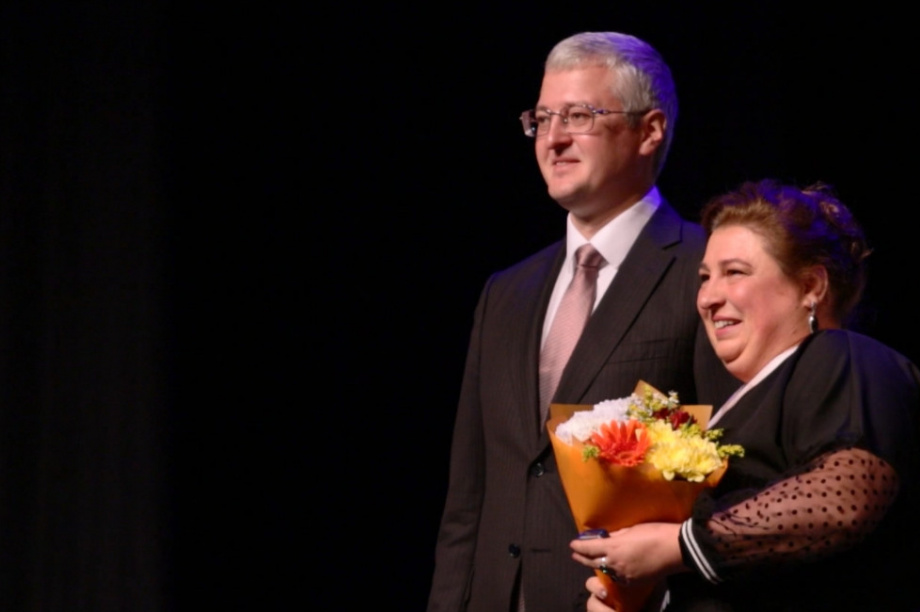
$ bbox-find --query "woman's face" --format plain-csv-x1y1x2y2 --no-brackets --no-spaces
697,225,812,383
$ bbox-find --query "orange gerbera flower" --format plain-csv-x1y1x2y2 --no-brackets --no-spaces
588,419,651,466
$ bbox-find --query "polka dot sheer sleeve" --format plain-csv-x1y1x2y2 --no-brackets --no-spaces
679,447,900,584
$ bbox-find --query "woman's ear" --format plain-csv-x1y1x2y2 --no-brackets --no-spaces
801,265,830,309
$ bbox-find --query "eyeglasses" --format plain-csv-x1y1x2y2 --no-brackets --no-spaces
519,104,650,137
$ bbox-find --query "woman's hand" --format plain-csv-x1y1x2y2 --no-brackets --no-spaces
570,522,686,585
585,575,616,611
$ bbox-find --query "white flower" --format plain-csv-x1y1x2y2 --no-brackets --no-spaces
554,396,636,444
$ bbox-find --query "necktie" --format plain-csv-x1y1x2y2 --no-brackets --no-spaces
538,244,606,425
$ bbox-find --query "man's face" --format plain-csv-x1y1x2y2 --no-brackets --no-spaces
534,66,654,225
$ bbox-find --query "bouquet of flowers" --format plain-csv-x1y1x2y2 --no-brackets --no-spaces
547,381,743,612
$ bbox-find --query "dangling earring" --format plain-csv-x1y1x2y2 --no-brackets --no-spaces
808,301,818,334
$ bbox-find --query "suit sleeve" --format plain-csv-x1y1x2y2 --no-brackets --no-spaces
427,278,491,612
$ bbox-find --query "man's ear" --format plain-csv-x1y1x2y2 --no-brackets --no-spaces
638,109,666,157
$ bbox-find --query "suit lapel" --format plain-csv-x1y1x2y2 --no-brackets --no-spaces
511,243,566,443
542,202,684,442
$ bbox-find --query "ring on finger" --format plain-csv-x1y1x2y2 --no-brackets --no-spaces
598,559,621,583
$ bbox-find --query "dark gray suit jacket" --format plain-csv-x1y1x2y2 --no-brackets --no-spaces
428,200,734,612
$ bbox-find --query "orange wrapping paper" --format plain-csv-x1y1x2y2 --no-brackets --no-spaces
547,385,726,612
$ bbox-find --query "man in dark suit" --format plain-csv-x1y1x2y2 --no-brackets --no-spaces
427,32,730,612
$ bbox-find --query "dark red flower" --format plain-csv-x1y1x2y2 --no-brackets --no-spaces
651,408,696,430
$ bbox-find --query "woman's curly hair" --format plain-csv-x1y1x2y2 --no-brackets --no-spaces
701,179,871,326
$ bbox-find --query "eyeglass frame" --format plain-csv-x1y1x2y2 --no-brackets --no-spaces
519,103,651,138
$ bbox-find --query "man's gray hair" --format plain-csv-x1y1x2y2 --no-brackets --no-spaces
546,32,678,179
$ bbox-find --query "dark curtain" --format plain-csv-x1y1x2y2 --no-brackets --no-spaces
0,3,171,609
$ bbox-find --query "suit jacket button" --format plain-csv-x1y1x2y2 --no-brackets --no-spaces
508,544,521,558
530,462,546,477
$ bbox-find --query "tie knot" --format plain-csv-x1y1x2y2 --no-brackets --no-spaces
575,244,605,270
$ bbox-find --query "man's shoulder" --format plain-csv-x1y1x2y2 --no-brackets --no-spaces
492,240,564,280
671,216,707,254
472,241,563,313
483,198,707,285
646,198,707,250
622,200,706,269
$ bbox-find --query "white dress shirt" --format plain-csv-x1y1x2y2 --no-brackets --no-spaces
541,187,661,348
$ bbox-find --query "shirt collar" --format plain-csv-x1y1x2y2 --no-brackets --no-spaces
564,187,661,270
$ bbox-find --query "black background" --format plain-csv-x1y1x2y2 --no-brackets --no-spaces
1,3,916,610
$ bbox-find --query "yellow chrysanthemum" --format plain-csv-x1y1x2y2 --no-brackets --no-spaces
644,421,723,482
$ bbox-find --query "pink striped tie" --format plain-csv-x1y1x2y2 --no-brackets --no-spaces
539,244,606,424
